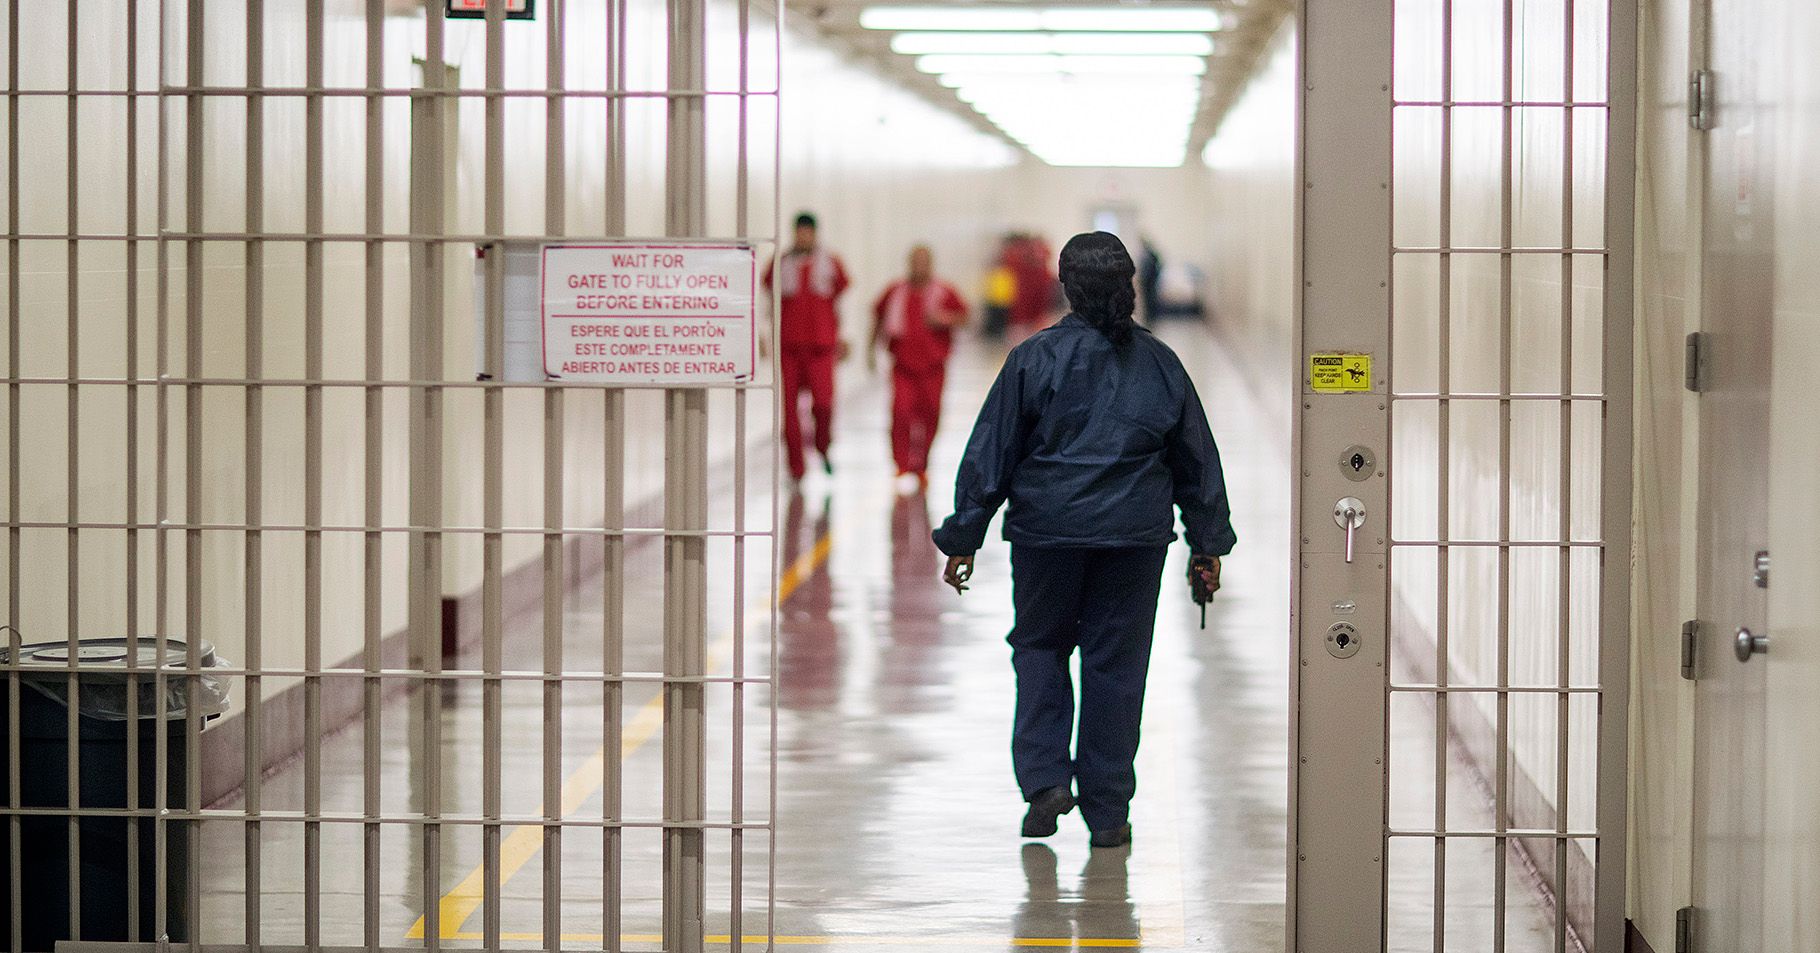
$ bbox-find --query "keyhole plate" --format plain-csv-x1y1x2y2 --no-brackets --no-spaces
1338,444,1376,483
1326,621,1362,659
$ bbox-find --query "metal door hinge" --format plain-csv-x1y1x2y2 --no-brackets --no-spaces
1689,69,1716,130
1676,905,1694,953
1680,620,1698,680
1754,550,1769,588
1684,332,1709,392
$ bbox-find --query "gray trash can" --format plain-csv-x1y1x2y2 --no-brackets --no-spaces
0,637,230,952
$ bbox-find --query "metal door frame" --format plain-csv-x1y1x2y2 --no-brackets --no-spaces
1289,0,1637,949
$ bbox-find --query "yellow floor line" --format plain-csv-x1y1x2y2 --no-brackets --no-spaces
407,531,832,941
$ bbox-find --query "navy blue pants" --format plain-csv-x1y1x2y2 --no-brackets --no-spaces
1008,544,1167,831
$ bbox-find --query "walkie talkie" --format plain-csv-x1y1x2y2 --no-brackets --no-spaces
1189,555,1217,629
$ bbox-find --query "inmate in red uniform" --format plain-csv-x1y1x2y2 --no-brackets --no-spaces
872,272,966,481
764,239,850,480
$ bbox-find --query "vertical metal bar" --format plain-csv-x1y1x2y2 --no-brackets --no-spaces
4,0,19,945
1494,0,1515,948
542,3,568,950
1433,2,1454,948
731,0,752,946
152,0,174,940
64,0,84,934
1555,3,1576,951
242,0,267,943
480,1,507,949
767,3,784,944
303,2,327,947
123,0,143,936
362,2,386,950
182,0,207,942
409,6,449,950
664,0,710,945
600,399,624,953
601,1,629,946
1596,0,1639,944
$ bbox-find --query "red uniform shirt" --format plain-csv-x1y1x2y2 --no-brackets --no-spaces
873,279,966,372
764,249,850,350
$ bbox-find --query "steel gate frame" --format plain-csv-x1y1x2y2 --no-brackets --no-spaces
1289,0,1636,950
2,0,785,952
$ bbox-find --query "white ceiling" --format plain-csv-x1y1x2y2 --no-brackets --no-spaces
786,0,1292,166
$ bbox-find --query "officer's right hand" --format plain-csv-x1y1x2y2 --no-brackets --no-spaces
943,555,974,595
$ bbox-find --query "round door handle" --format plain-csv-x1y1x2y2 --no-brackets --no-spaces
1734,626,1769,663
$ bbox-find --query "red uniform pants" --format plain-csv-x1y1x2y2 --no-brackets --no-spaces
780,345,837,479
890,363,946,477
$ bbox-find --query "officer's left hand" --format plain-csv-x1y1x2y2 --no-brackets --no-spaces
943,555,974,595
1190,555,1221,596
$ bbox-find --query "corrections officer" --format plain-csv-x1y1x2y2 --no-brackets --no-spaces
932,231,1235,849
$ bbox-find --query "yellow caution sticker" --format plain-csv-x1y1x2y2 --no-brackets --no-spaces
1309,353,1372,392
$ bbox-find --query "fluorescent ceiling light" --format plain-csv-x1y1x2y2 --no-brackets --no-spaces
943,70,1200,167
890,31,1215,56
860,6,1224,32
915,53,1206,75
941,71,1201,89
1031,148,1186,168
936,71,1203,91
1040,8,1222,31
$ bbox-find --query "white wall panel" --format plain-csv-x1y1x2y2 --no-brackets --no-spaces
1199,23,1296,417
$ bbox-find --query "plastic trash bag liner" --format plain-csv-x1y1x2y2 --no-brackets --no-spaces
0,637,231,721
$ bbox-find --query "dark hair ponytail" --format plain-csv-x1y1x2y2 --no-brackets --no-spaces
1058,231,1139,345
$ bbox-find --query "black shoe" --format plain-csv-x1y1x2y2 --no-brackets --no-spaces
1020,786,1077,838
1089,824,1132,849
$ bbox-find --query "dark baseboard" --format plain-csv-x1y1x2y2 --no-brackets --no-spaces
1626,919,1660,953
197,621,414,807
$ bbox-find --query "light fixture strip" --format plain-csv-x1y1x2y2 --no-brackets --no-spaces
890,31,1216,56
914,53,1208,75
858,6,1225,33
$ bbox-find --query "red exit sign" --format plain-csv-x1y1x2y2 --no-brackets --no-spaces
446,0,535,19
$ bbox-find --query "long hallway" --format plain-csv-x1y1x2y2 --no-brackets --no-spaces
761,322,1290,948
195,322,1291,951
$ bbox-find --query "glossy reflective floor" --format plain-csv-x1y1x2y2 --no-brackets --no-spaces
196,321,1293,951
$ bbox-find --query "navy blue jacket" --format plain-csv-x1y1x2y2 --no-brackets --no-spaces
932,314,1236,557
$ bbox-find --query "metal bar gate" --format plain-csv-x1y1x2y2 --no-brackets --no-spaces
1292,0,1636,950
0,1,783,952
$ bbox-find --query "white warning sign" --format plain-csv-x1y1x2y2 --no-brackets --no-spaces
541,243,756,384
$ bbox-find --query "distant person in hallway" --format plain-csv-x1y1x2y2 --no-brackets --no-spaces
869,244,969,495
1006,233,1059,343
1138,239,1162,323
764,212,851,482
931,231,1235,849
980,238,1017,340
